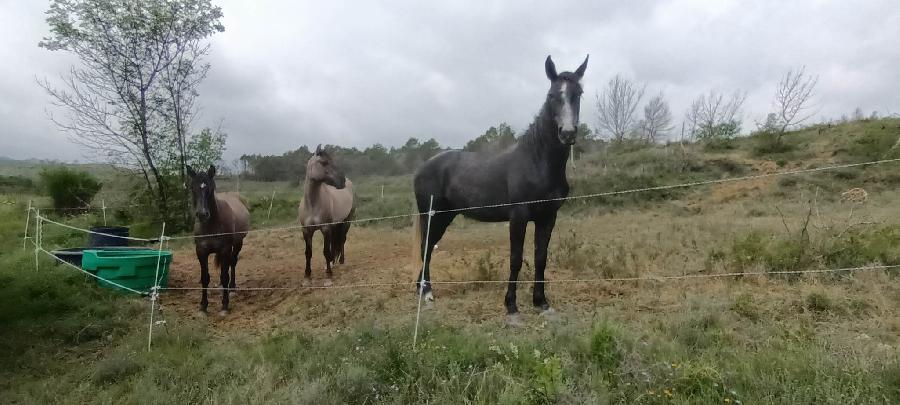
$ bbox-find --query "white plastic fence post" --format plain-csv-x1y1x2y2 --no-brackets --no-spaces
22,200,32,250
101,199,107,226
413,195,434,350
148,222,166,352
33,209,41,271
266,190,276,222
381,185,385,199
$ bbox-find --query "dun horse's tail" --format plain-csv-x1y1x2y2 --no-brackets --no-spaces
411,213,422,280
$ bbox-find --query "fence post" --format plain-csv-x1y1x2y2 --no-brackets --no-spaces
266,190,276,222
33,209,41,272
148,222,166,352
381,185,385,199
101,199,107,226
413,195,434,350
22,200,32,250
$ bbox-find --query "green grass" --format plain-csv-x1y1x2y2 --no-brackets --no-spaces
4,119,900,403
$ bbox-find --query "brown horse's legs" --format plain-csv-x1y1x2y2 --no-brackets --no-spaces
302,229,314,286
533,212,557,311
219,247,232,314
505,215,528,316
197,248,211,313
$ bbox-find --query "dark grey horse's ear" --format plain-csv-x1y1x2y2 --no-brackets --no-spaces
545,55,557,81
186,165,196,177
315,144,323,156
575,54,589,79
207,165,216,178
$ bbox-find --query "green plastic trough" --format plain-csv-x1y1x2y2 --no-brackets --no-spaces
81,249,173,293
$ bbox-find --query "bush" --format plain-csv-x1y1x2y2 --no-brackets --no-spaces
0,175,35,193
752,130,794,155
38,167,102,210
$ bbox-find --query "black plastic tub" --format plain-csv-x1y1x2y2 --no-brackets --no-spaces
88,226,130,247
50,246,147,268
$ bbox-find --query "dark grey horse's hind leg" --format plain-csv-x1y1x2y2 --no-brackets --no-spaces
302,229,314,286
197,248,211,313
416,212,455,301
532,212,557,311
336,223,349,264
505,214,528,316
322,227,335,286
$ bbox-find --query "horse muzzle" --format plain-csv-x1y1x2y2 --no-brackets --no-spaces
558,129,577,146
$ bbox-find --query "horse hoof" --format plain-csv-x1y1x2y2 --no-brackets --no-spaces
540,307,559,319
301,278,311,287
218,310,229,317
197,310,208,317
506,314,524,327
424,291,434,302
324,279,333,287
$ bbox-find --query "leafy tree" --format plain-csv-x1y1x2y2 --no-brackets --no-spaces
465,123,516,153
39,0,224,221
185,127,227,169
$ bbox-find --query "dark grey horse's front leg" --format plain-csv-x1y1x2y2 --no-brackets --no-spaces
302,229,314,286
533,212,557,311
505,216,528,320
197,248,210,313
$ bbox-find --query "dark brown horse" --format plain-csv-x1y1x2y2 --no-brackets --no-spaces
300,145,354,287
187,165,250,316
414,55,588,324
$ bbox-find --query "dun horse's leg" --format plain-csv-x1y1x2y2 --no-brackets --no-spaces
197,248,210,313
219,247,233,315
302,229,313,286
533,212,557,312
505,215,528,322
322,227,334,287
417,213,454,302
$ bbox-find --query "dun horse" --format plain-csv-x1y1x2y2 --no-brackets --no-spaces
414,55,588,323
187,165,250,316
300,145,355,287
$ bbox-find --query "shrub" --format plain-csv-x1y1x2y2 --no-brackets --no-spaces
38,167,102,210
0,175,35,193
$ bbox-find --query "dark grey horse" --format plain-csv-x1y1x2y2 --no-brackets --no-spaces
414,55,588,322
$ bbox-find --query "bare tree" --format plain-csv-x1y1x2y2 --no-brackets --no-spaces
38,0,223,217
770,66,818,137
596,74,645,142
684,90,747,141
639,92,673,143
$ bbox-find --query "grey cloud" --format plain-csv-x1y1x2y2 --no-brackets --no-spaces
1,0,898,162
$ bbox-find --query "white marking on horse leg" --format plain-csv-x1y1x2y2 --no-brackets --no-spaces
507,313,524,327
424,291,434,302
560,82,575,132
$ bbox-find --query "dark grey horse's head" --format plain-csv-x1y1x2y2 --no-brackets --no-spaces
186,165,217,224
307,144,347,189
545,55,589,145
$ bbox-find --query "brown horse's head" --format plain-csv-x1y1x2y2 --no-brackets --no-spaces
186,165,217,224
306,144,347,189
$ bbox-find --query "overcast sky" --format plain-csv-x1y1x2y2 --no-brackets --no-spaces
1,0,898,162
